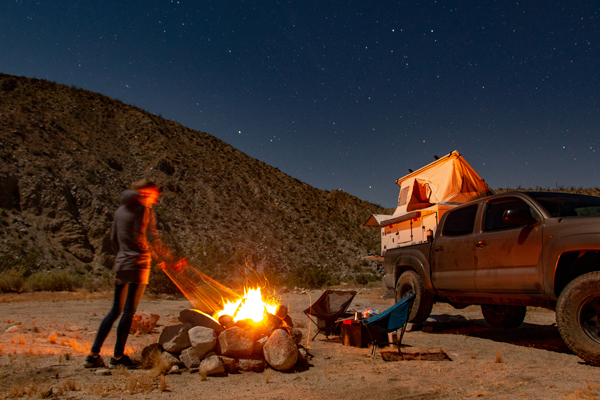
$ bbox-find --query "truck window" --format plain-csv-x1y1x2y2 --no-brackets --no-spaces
528,192,600,217
442,204,478,236
484,198,535,231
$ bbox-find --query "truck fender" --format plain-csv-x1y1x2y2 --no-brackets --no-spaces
383,247,433,293
546,233,600,298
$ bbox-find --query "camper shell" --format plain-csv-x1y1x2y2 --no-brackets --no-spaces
365,151,493,255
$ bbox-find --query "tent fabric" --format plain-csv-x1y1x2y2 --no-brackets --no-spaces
393,151,492,216
363,212,421,227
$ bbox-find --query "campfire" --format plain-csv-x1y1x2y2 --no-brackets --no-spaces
216,287,279,324
138,261,309,376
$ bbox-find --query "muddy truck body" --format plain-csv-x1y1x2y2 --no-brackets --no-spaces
366,152,600,365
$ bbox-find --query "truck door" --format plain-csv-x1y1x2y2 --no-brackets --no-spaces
432,204,479,292
474,197,544,293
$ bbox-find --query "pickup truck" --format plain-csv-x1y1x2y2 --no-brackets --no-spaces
383,190,600,365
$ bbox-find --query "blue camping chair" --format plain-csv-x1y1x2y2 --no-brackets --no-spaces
362,293,416,358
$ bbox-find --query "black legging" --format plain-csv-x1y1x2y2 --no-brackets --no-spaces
91,283,146,357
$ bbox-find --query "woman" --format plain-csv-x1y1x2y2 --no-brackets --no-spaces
83,179,166,369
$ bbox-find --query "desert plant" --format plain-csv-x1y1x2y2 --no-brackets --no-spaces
285,264,339,289
147,264,180,295
25,270,81,292
0,267,25,293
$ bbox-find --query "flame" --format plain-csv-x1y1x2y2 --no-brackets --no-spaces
216,287,279,323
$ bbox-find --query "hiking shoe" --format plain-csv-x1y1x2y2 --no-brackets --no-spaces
109,354,141,369
83,354,106,369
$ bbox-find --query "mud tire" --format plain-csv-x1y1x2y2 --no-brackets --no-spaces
481,305,526,329
556,271,600,366
395,270,434,323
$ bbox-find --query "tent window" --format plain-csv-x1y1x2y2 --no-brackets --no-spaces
398,187,410,207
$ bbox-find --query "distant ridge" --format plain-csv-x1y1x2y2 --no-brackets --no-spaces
0,73,388,287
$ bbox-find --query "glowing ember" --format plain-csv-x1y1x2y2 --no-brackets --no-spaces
216,287,279,323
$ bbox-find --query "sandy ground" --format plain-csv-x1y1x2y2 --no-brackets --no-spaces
1,288,599,399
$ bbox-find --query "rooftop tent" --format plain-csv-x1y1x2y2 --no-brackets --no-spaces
364,151,493,228
392,151,493,216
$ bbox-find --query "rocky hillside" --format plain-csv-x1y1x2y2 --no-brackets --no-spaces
0,74,390,288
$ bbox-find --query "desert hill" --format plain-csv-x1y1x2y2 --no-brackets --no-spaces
0,73,389,290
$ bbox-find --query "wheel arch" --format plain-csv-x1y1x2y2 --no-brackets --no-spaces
553,249,600,299
383,246,433,293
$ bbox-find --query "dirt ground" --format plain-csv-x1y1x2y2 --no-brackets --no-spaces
1,287,599,399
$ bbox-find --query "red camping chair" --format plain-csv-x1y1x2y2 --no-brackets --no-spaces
304,290,357,340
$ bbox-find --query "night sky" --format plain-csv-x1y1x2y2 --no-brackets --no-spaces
1,1,598,207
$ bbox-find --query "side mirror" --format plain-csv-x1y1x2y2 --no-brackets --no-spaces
503,208,537,226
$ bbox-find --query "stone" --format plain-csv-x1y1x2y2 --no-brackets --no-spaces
252,336,269,357
199,355,226,377
94,369,112,376
219,356,237,373
130,313,160,334
285,327,303,345
263,329,298,372
264,313,282,335
180,347,201,369
274,304,288,319
218,315,235,329
5,324,22,333
238,358,266,372
188,326,217,359
158,323,192,353
296,347,309,368
179,309,224,333
282,315,293,327
218,326,254,358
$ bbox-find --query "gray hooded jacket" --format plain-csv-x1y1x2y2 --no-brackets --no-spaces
110,190,159,284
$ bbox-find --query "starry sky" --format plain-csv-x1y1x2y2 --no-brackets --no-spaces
1,1,598,207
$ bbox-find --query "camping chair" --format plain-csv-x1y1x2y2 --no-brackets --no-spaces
362,293,415,358
304,290,357,340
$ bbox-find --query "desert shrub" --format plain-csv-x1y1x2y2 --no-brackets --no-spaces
147,264,180,295
0,267,25,293
285,264,339,289
82,276,111,292
25,271,81,291
354,271,380,286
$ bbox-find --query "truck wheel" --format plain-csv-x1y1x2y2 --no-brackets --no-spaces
481,305,526,329
556,271,600,366
396,271,434,323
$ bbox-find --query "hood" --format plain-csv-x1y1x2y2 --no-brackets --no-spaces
121,190,142,207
